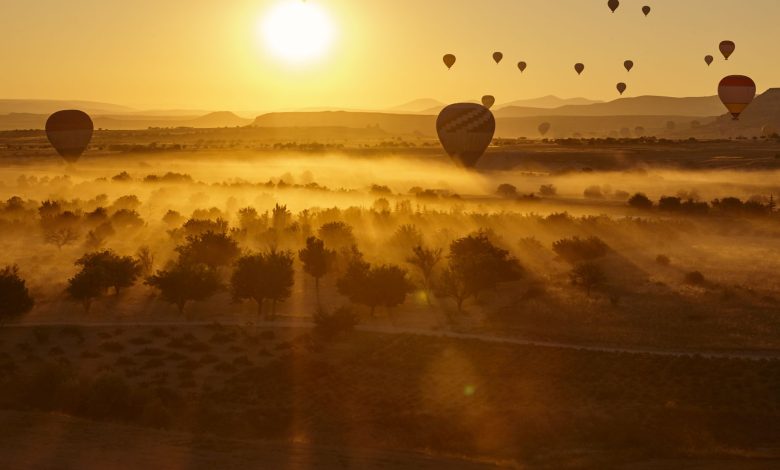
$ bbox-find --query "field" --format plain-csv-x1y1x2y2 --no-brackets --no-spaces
1,132,780,468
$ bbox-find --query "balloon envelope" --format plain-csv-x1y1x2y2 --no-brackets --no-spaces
608,0,620,13
574,63,585,75
624,60,634,72
45,110,93,163
642,6,651,16
704,55,714,66
492,52,503,64
517,61,527,73
481,95,496,109
443,54,456,69
617,82,627,95
538,122,551,136
719,41,735,60
436,103,495,168
718,75,756,120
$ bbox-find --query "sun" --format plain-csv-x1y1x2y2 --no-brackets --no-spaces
260,1,335,64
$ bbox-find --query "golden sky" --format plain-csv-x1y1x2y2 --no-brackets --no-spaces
0,0,778,112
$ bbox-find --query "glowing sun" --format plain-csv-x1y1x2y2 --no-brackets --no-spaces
260,1,335,64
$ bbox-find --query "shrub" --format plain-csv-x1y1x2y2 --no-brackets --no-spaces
656,255,671,266
0,265,34,320
552,236,609,264
628,193,653,210
684,271,706,286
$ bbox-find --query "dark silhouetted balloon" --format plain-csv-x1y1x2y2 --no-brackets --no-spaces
704,55,714,66
574,63,585,75
608,0,620,13
436,103,495,168
624,60,634,72
443,54,456,70
719,41,735,60
517,61,527,73
492,52,503,64
642,6,651,16
718,75,756,120
538,122,551,136
46,110,94,163
616,82,627,95
481,95,496,109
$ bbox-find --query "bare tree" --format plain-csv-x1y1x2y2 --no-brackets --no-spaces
44,228,80,250
406,245,442,304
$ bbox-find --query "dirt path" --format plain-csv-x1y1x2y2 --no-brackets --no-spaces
3,319,780,361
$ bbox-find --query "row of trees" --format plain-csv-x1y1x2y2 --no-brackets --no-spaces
56,229,526,318
628,193,776,216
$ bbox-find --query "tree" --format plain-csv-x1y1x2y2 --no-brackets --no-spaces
436,234,522,312
146,261,221,314
44,227,80,250
496,183,518,198
569,262,606,297
66,268,106,312
231,251,295,318
539,184,557,196
264,250,295,316
406,245,442,304
389,224,424,255
337,261,412,316
176,230,240,270
317,222,356,250
136,246,155,276
628,193,653,210
0,266,34,320
298,237,336,307
76,250,141,295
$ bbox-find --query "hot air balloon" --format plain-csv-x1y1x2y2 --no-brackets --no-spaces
481,95,496,109
642,6,651,16
443,54,456,70
45,110,94,163
608,0,620,13
492,52,503,64
718,75,756,120
517,61,527,73
436,103,496,168
719,41,735,60
617,82,627,95
704,55,714,66
574,63,585,75
624,60,634,72
538,122,551,136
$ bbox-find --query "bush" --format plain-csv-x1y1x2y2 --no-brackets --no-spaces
656,255,671,266
552,236,609,264
628,193,653,210
0,266,34,320
684,271,706,286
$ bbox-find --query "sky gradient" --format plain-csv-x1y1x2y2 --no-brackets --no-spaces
1,0,778,112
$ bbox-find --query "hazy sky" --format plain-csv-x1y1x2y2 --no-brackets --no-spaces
1,0,779,112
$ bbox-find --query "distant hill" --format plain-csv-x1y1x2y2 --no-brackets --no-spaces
0,111,253,131
0,99,134,115
693,88,780,137
497,95,602,109
495,95,724,118
252,111,436,136
387,99,446,114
